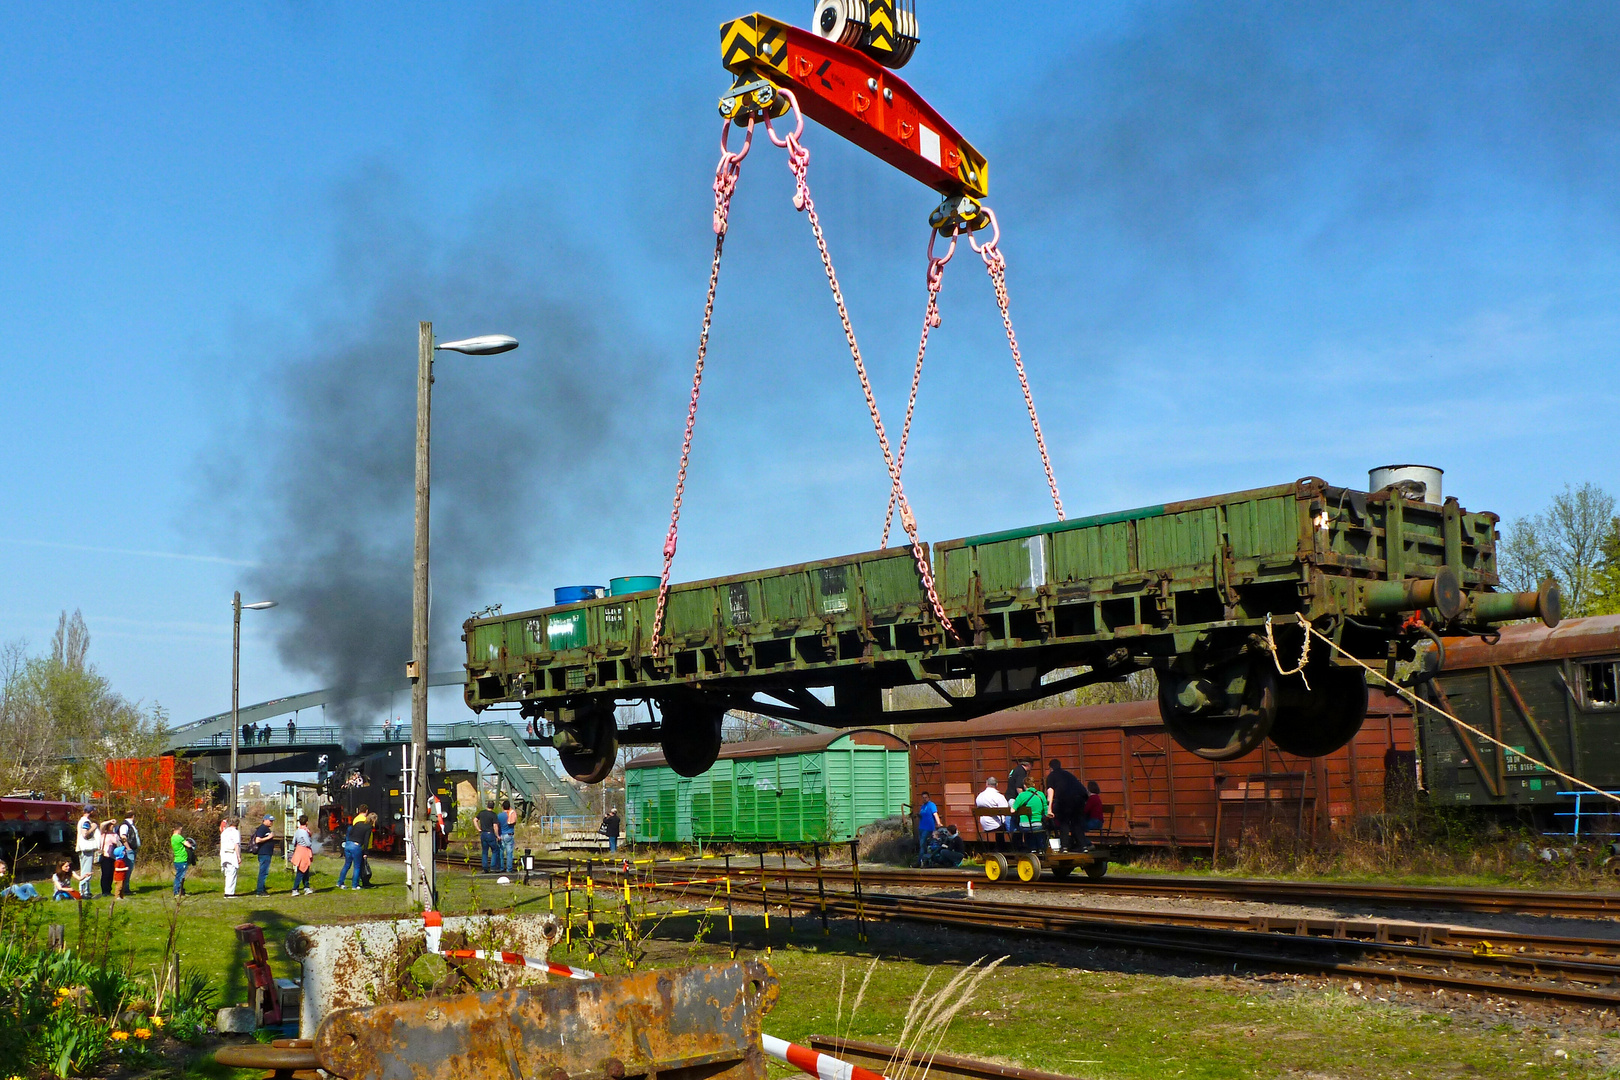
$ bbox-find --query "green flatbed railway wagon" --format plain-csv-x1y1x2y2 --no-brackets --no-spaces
1422,615,1620,808
624,729,910,844
465,475,1558,783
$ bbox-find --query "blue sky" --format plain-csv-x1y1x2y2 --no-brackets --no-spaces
1,2,1616,728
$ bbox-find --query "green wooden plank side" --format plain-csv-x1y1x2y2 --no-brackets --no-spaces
861,553,926,612
543,610,589,652
592,600,635,649
938,547,975,605
721,580,764,631
1135,507,1220,569
666,588,713,637
735,762,758,840
675,780,694,843
1049,520,1131,582
761,573,812,623
711,764,735,840
1227,496,1299,560
800,754,828,841
469,622,506,665
977,535,1045,593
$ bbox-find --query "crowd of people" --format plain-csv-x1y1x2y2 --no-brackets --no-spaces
915,758,1107,866
238,720,298,745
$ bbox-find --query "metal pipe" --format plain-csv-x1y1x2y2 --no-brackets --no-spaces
1471,579,1562,628
1364,566,1462,619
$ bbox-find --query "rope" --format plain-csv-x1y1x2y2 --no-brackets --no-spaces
881,229,956,549
1263,613,1312,688
971,209,1064,521
651,119,754,655
769,92,959,642
1286,617,1620,808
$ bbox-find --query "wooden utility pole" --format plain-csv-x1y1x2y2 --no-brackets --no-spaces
410,320,436,910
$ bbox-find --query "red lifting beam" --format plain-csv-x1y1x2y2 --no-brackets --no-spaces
719,12,988,201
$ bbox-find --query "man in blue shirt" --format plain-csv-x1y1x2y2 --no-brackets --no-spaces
916,793,940,863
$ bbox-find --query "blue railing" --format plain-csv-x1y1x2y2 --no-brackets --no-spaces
191,725,459,749
1548,791,1620,837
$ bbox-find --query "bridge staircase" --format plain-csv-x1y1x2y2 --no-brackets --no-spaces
449,720,587,815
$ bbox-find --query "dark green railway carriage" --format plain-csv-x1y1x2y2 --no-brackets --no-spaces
466,476,1556,784
1422,616,1620,807
623,729,910,844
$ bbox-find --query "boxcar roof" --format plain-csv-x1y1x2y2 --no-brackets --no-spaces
1441,614,1620,670
908,689,1408,744
626,727,907,770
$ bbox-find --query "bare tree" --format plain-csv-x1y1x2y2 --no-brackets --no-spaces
50,609,90,671
1498,483,1617,617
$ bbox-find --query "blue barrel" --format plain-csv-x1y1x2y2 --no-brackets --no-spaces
554,585,607,605
609,575,661,596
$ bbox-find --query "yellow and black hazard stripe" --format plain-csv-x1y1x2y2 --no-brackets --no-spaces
864,1,897,60
719,14,788,75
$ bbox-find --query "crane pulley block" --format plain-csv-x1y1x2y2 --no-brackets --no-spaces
719,11,989,201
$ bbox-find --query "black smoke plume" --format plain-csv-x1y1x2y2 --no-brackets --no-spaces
213,170,657,729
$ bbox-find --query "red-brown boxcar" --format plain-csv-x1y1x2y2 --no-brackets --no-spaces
105,756,195,809
908,691,1412,851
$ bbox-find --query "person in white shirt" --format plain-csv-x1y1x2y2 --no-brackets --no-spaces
74,810,100,897
219,818,242,897
974,776,1010,837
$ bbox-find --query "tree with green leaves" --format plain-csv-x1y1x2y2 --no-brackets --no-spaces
0,610,168,797
1498,483,1619,618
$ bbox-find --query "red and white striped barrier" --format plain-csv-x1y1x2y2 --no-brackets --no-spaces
762,1035,890,1080
440,948,597,981
421,914,888,1080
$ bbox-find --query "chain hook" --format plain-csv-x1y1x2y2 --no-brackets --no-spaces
968,205,1003,268
763,87,805,148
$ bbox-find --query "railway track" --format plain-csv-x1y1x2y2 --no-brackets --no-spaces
619,868,1620,1007
607,862,1620,919
524,857,1620,1007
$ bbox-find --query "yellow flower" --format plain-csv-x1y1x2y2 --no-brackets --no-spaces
110,1031,130,1042
133,1029,151,1040
151,1016,165,1028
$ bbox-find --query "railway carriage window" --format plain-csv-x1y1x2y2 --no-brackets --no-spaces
1584,661,1620,707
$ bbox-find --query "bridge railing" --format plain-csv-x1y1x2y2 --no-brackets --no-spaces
189,725,459,750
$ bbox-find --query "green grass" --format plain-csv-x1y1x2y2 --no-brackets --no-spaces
37,857,1603,1079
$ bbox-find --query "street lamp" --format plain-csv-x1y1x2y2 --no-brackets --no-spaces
408,322,519,911
231,593,278,816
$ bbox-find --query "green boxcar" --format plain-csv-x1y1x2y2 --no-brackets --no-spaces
1422,615,1620,807
624,730,910,844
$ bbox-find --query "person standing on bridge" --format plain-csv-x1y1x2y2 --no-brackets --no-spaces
287,717,297,743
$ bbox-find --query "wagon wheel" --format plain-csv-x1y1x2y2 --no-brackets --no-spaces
1268,664,1368,758
1084,858,1109,879
558,705,618,784
1050,863,1074,879
1015,853,1042,882
659,699,725,778
1159,661,1277,761
984,853,1009,881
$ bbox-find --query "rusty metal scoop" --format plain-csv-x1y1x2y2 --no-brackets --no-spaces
217,959,779,1080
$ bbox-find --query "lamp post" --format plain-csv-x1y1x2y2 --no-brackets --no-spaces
230,593,277,816
409,322,518,910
